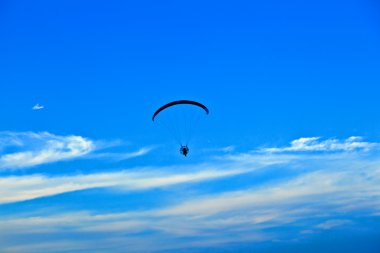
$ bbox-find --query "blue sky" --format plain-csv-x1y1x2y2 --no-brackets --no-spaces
1,0,380,252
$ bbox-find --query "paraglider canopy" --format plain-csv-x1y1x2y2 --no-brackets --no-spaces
152,100,209,157
152,100,209,121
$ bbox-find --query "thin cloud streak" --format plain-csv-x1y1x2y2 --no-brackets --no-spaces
316,219,352,230
0,166,253,204
262,136,378,153
89,147,154,161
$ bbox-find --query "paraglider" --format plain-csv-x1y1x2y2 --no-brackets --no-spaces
180,145,189,157
152,100,209,157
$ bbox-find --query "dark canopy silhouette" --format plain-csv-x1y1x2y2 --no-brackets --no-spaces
152,100,209,121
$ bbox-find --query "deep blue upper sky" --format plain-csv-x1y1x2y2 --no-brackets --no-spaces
0,0,380,252
1,0,380,142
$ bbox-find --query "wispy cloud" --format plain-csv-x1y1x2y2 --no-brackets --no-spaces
32,104,44,110
2,136,380,205
261,136,378,153
90,147,154,161
0,132,153,170
0,166,252,204
316,219,352,230
1,136,380,252
205,145,236,153
1,152,379,252
0,132,94,169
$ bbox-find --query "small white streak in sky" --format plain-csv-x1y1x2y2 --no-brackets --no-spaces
261,136,378,153
32,104,44,110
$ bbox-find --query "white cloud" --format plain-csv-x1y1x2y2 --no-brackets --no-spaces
0,166,253,204
262,136,378,153
1,158,378,252
32,104,44,110
0,132,94,169
0,132,152,170
220,146,235,152
205,145,236,153
316,219,352,230
155,168,379,218
1,136,380,252
90,147,154,161
2,136,380,208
